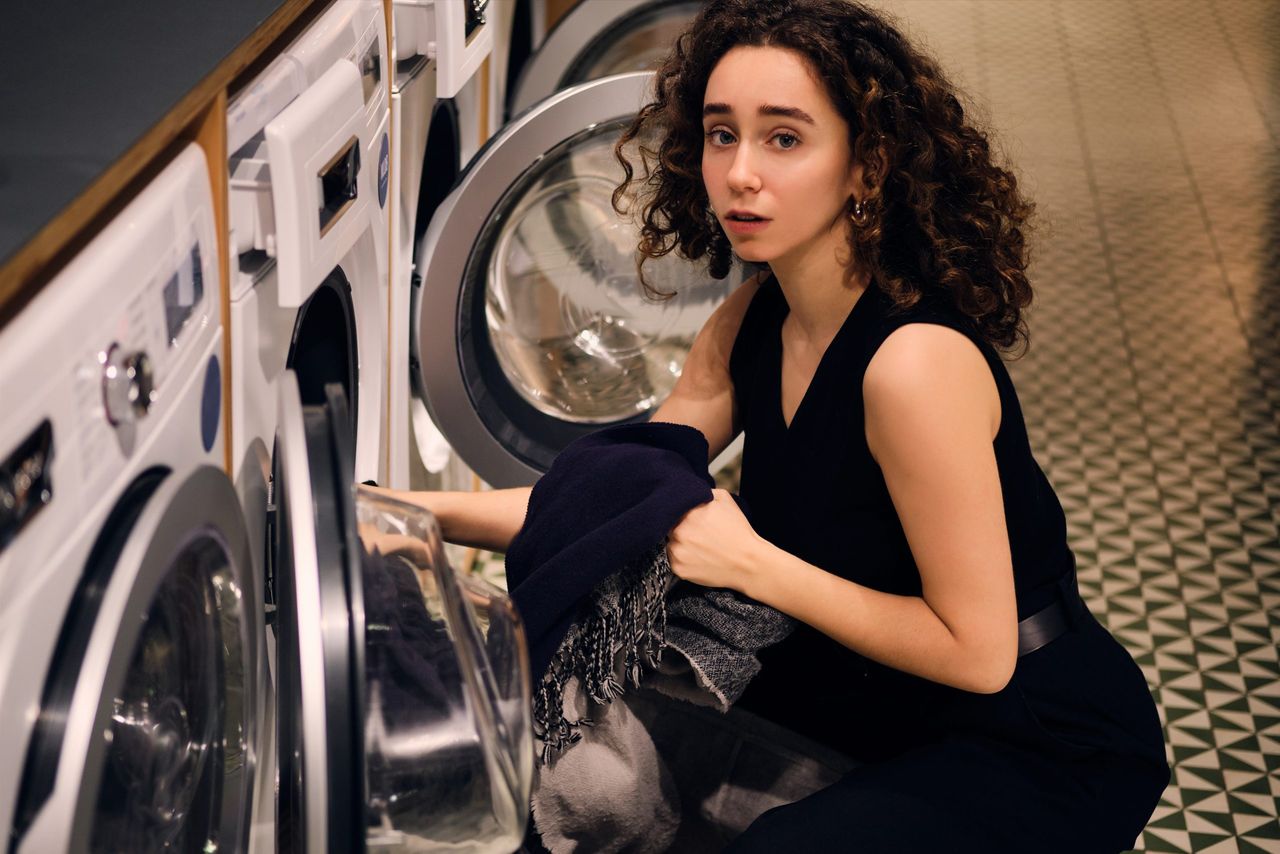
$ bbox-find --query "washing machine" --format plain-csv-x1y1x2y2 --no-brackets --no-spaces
386,0,496,490
392,0,494,166
226,0,392,538
267,370,533,851
0,145,268,852
508,0,702,117
413,70,747,488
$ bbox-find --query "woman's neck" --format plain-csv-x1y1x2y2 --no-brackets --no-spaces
768,225,869,346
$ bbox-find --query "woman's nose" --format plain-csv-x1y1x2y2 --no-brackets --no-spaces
726,144,762,194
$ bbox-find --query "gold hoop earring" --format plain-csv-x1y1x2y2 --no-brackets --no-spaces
850,199,868,226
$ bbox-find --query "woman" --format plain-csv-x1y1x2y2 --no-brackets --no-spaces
385,1,1169,849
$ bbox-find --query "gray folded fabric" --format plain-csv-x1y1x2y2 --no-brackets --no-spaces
531,541,801,853
663,584,796,710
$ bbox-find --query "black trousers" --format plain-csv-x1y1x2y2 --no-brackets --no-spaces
729,609,1170,853
725,732,1167,853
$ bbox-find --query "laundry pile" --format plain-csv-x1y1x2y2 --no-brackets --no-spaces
505,423,844,853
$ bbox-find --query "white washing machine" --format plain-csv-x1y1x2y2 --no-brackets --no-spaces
385,0,492,491
393,0,495,167
413,70,746,488
226,0,392,525
508,0,702,116
0,145,268,852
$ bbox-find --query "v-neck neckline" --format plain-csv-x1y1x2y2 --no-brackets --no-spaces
774,278,875,434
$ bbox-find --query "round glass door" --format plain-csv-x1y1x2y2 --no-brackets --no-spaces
10,467,259,854
477,115,727,425
273,375,532,853
415,71,747,487
91,533,250,850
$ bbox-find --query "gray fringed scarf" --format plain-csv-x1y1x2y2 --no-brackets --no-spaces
533,540,796,762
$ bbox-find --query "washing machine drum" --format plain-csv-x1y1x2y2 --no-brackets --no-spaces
416,71,746,488
272,376,532,853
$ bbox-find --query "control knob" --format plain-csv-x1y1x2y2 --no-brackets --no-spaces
102,345,156,427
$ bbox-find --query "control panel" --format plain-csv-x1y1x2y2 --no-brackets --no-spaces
0,422,53,555
74,236,209,472
393,0,493,98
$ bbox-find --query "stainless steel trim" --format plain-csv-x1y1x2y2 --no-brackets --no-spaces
412,71,654,488
275,371,330,849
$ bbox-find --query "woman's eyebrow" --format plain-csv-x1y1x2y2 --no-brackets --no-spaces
702,102,817,125
759,104,817,125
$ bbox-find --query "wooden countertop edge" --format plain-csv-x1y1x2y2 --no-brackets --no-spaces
0,0,321,327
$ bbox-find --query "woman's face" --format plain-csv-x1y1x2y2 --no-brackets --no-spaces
701,45,859,267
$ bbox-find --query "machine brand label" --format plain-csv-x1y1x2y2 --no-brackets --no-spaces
378,132,390,209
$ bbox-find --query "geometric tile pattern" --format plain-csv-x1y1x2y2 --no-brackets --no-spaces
469,1,1280,850
954,1,1280,849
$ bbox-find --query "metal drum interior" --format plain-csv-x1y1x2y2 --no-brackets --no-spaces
466,116,732,426
356,487,532,851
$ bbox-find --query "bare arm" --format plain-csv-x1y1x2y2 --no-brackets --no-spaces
369,484,531,553
668,322,1017,694
749,323,1016,693
377,274,763,552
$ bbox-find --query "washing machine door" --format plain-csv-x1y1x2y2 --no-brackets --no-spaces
11,467,260,854
414,70,743,487
273,372,532,853
509,0,702,115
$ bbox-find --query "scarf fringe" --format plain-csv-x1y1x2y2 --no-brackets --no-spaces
533,543,672,764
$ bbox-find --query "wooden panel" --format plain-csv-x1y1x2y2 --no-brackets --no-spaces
0,0,319,327
479,56,492,145
545,0,579,33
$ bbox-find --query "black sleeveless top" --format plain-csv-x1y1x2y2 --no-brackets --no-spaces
731,276,1075,606
729,276,1085,758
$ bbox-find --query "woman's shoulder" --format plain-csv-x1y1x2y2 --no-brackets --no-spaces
670,271,768,398
862,295,1004,445
698,269,775,368
712,269,770,335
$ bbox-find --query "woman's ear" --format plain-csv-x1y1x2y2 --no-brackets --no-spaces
850,146,888,201
849,162,866,200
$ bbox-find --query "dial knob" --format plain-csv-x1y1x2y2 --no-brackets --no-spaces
102,346,156,427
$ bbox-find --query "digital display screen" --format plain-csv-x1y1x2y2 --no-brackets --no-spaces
163,244,204,347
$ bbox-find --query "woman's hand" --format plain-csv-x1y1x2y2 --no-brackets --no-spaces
666,489,768,593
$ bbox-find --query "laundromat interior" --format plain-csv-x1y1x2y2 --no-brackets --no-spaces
0,1,1276,852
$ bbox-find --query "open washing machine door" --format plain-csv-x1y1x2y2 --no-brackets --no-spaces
509,0,702,116
272,372,532,852
413,70,747,488
10,467,261,853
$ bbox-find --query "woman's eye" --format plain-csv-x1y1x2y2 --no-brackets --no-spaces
775,133,799,150
707,129,735,146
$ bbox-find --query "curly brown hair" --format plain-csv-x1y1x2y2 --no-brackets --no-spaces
613,0,1036,353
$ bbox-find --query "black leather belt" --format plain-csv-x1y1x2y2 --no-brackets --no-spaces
1016,561,1086,657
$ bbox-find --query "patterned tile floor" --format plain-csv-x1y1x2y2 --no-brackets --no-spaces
466,1,1280,850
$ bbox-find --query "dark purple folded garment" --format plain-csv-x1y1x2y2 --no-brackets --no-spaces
505,422,716,681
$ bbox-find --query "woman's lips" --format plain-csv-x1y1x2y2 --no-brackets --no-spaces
723,216,770,235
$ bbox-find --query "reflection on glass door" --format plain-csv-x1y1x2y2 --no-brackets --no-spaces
91,535,252,852
469,118,732,424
